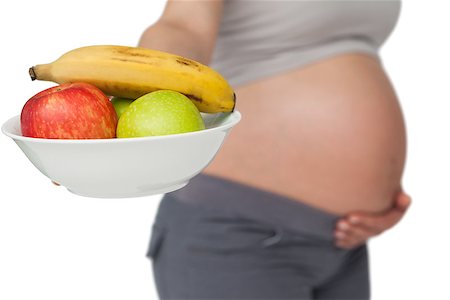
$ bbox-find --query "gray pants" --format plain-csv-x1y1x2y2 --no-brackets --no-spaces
147,174,370,299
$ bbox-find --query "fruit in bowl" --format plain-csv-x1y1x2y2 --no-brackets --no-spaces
110,97,134,119
1,44,241,198
117,90,205,138
29,45,236,113
21,82,118,139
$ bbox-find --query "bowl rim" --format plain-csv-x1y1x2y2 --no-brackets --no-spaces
2,111,241,144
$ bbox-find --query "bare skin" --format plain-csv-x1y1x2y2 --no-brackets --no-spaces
336,191,411,248
137,0,411,249
204,53,407,215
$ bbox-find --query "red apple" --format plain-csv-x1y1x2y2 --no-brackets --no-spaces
21,82,118,139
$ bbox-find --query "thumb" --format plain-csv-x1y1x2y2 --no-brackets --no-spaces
395,191,412,212
379,192,412,228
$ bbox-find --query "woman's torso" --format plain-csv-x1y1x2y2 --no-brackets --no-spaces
204,0,406,215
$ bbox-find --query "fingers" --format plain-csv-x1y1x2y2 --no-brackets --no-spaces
342,209,400,240
334,220,377,249
346,214,385,234
345,192,412,234
334,191,413,249
51,181,60,186
335,235,365,249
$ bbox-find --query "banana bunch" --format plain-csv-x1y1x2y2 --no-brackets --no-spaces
29,45,235,113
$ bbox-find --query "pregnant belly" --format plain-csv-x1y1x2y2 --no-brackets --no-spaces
204,53,407,215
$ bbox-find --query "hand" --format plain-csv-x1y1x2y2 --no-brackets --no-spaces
334,191,412,249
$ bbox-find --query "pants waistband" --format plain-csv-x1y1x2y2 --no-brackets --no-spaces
166,174,340,241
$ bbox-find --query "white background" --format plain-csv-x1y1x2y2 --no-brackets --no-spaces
0,1,449,299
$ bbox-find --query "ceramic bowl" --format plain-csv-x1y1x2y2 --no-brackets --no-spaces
2,112,241,198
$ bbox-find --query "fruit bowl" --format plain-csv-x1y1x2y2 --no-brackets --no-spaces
2,112,241,198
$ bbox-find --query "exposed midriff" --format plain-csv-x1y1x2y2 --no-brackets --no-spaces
203,53,407,215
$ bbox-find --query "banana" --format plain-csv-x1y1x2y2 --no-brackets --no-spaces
29,45,235,113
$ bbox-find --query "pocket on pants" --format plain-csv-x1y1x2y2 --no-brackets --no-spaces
147,224,165,260
186,212,283,255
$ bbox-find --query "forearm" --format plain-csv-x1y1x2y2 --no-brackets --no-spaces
138,20,211,65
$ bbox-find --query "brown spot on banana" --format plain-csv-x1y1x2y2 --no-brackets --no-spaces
184,94,203,103
114,47,155,58
110,57,158,66
185,93,236,113
175,56,200,69
113,47,199,65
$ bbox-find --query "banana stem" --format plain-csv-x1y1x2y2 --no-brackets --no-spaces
29,67,37,81
29,64,53,82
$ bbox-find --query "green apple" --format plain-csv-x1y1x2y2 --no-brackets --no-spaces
117,90,205,138
110,97,134,118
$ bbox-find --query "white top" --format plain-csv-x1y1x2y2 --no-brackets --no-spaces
210,0,401,87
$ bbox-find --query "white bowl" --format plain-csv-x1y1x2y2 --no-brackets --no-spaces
2,112,241,198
